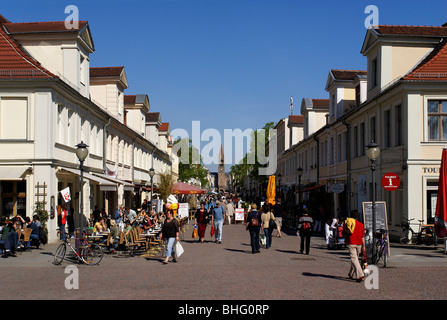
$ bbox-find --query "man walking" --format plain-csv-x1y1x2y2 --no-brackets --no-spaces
345,209,366,282
225,200,234,225
211,201,225,244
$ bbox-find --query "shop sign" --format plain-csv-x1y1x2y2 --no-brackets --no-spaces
329,184,344,193
381,172,400,191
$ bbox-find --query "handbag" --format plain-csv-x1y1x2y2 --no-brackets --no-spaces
210,225,215,236
174,241,184,258
192,225,198,239
269,212,277,230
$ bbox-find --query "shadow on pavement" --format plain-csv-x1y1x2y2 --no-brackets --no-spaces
302,272,351,282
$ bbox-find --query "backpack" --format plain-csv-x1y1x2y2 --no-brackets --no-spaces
343,218,356,236
38,226,48,245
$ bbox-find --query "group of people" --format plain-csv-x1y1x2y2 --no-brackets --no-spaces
0,214,42,258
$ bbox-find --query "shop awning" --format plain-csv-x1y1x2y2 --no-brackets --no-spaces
58,167,117,191
0,166,31,180
298,184,326,192
91,172,135,191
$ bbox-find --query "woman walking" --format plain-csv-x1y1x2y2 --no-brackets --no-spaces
246,204,262,254
261,204,275,249
160,209,179,264
195,202,209,243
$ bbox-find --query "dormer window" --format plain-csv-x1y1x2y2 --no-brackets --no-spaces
371,58,378,88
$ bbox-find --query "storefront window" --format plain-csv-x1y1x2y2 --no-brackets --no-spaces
1,180,26,218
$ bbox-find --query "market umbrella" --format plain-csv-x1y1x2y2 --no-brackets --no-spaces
172,182,206,195
435,148,447,237
266,175,276,205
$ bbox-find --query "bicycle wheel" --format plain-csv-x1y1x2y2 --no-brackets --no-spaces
54,243,66,265
80,243,103,265
374,241,382,265
400,229,413,244
382,241,388,268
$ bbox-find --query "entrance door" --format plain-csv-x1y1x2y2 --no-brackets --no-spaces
426,189,438,224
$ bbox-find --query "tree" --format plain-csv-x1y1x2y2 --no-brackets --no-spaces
157,169,175,203
174,138,209,188
230,121,275,187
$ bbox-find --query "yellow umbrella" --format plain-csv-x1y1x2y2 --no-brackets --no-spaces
266,175,276,205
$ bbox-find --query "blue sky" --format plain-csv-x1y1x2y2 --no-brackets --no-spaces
3,0,447,171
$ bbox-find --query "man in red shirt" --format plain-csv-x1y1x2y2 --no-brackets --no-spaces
345,209,366,282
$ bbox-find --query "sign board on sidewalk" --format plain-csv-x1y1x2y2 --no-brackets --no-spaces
235,208,245,222
178,203,189,219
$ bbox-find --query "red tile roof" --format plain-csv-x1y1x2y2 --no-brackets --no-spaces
331,69,367,81
289,115,303,124
3,21,88,33
403,39,447,80
311,99,329,108
90,66,124,77
124,95,136,104
159,122,170,132
0,20,56,79
376,25,447,37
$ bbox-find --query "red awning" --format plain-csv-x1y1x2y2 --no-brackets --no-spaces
297,184,325,192
435,148,447,237
172,182,206,195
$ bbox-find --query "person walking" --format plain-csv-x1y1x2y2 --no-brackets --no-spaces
225,200,235,225
211,201,225,244
261,204,275,249
195,202,209,243
346,209,366,282
246,204,262,254
160,209,180,264
298,208,313,255
272,198,284,238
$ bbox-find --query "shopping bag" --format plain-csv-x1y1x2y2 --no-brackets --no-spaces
174,241,184,258
260,233,266,247
192,226,198,239
210,225,215,237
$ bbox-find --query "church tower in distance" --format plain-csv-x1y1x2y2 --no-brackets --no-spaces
218,145,228,193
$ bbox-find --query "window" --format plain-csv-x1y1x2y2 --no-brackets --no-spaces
371,58,378,88
384,110,391,147
0,98,27,140
427,100,447,140
330,137,334,165
360,123,365,156
353,126,358,158
337,134,342,163
370,117,376,143
395,104,402,146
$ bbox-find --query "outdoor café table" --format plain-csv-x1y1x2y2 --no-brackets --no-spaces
88,232,109,243
139,230,160,257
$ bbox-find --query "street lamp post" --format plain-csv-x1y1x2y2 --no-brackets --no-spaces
366,141,380,264
297,167,303,212
75,141,89,249
149,168,155,211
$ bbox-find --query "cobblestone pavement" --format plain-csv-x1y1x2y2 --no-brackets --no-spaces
1,222,447,301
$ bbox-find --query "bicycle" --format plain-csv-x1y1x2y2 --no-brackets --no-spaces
373,229,389,267
54,230,103,266
400,219,435,245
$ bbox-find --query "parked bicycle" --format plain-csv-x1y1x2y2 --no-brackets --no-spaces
364,228,389,267
54,230,103,266
400,219,435,245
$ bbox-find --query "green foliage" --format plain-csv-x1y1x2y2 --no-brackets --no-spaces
230,121,276,187
34,203,49,237
175,138,209,188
